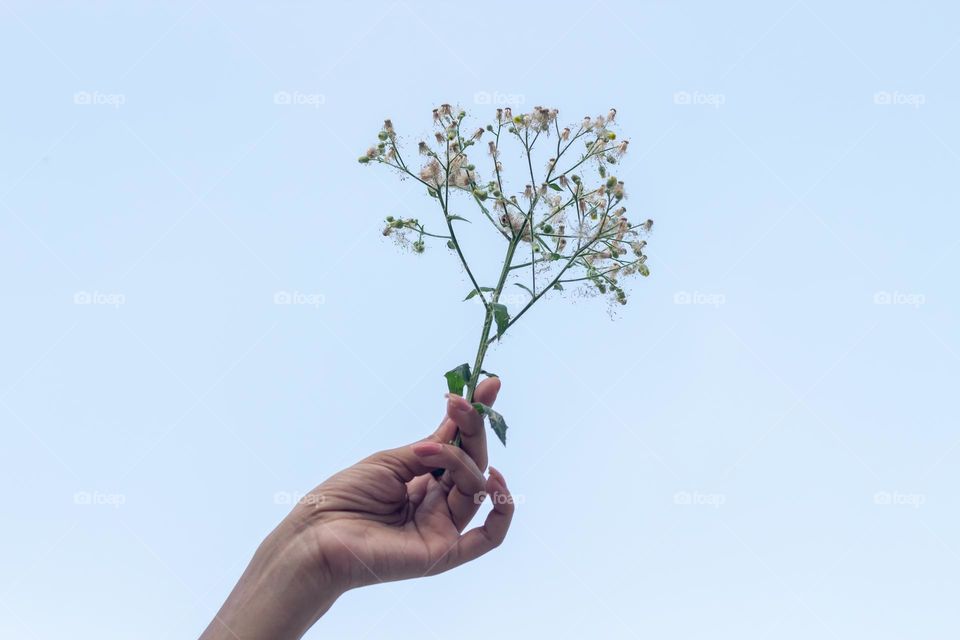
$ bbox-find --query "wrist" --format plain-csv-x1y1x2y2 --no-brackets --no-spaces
200,523,343,640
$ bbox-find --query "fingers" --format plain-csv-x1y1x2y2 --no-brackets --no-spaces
411,442,485,499
428,415,458,445
426,467,515,575
369,426,467,483
450,376,501,472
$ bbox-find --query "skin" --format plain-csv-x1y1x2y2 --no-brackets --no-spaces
200,377,514,640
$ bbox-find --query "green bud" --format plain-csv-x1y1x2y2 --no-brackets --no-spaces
606,176,617,188
358,156,370,163
378,131,388,141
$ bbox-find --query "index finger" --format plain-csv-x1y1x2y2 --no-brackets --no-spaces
448,376,500,472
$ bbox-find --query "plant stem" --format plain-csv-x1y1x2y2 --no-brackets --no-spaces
450,232,522,448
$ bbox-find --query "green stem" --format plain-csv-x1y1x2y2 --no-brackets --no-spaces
450,233,522,448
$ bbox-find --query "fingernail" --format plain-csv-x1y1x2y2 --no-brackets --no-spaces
412,442,443,457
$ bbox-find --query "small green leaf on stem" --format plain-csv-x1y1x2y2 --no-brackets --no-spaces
446,215,471,223
480,369,498,378
514,282,534,298
472,402,508,446
491,303,510,339
444,363,472,396
547,181,563,192
463,287,495,301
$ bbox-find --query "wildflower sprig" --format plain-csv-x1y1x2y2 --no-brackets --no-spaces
360,104,653,447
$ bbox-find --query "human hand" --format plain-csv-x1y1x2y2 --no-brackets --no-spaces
200,377,514,640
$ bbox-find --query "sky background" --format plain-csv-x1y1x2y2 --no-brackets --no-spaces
1,1,959,638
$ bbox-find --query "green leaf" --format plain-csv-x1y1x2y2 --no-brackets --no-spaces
446,214,471,223
427,188,438,198
444,363,472,396
463,287,495,301
480,369,498,378
514,282,534,297
472,402,508,446
446,240,456,250
547,181,563,192
491,303,510,339
553,283,564,291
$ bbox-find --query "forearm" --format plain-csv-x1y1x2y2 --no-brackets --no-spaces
199,527,341,640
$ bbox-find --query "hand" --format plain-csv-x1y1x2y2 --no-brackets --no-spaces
200,377,515,640
296,376,514,589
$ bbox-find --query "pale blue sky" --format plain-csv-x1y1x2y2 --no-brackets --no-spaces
1,1,958,638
